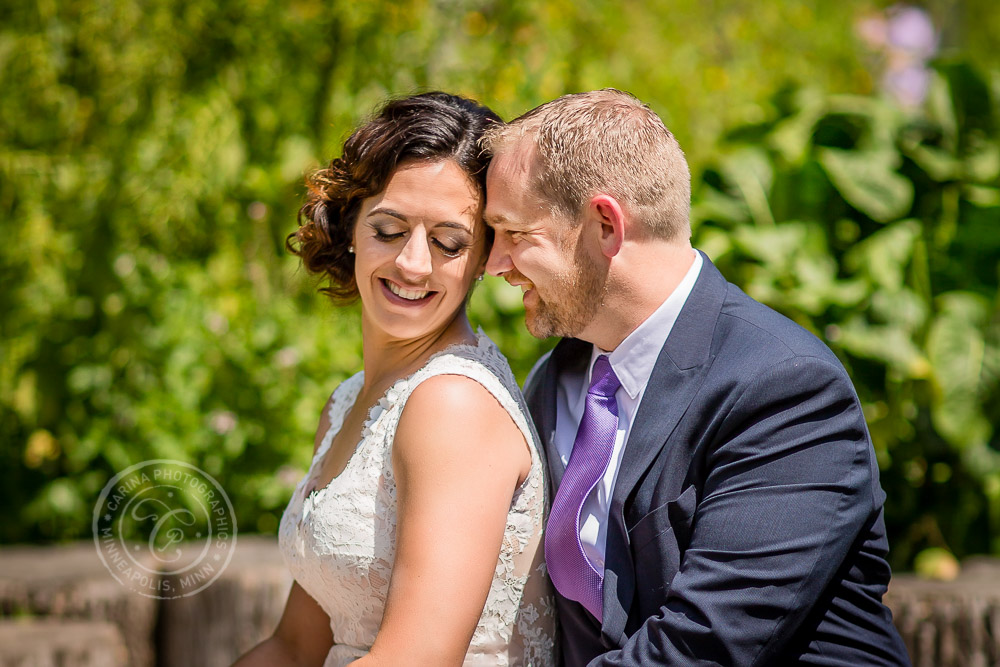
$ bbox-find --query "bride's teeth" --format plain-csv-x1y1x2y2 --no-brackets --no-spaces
387,281,429,301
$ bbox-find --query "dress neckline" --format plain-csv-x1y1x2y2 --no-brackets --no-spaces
302,331,491,502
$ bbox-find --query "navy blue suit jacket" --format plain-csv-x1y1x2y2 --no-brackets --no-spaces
525,254,910,666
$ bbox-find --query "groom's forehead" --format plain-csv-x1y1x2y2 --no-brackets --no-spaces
484,206,535,231
490,139,539,181
484,183,552,231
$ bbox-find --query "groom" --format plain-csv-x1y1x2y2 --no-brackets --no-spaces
482,89,910,665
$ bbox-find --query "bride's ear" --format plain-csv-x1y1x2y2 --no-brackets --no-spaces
473,246,489,281
589,194,625,259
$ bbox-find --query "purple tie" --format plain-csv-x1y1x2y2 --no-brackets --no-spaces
545,355,621,620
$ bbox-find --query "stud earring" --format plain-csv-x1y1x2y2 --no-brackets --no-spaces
348,245,355,254
476,274,484,281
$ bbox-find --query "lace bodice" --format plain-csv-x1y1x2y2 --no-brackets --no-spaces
279,333,556,666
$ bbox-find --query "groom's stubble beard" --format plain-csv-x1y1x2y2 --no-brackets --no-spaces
524,243,608,340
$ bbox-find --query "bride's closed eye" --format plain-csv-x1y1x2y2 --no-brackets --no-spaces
368,219,405,240
432,237,470,257
373,228,405,242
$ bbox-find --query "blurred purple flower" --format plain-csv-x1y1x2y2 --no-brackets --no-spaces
886,6,938,58
885,65,932,108
856,4,938,108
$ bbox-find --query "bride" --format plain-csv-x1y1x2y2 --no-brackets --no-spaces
235,92,555,666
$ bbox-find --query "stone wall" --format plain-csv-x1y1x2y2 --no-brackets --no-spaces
886,558,1000,667
0,537,289,667
3,538,998,666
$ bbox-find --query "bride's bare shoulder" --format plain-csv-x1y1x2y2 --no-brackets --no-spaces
393,373,528,480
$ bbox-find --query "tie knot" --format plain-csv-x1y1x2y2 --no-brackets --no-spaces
588,355,621,398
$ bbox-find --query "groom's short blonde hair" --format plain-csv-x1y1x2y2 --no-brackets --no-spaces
482,89,691,242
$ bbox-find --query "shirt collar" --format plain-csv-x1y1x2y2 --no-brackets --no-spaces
585,249,703,400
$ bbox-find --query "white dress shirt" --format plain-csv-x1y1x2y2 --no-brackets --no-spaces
553,250,703,570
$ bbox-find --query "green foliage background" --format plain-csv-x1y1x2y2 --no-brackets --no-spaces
2,0,998,569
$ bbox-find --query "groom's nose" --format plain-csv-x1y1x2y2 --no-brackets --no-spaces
485,234,514,277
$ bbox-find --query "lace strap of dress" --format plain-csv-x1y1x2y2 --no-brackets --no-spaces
314,372,365,460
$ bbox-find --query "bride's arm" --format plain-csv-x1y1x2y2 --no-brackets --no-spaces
232,581,333,667
233,394,338,667
351,374,531,667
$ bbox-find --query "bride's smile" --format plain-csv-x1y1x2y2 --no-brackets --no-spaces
352,159,487,345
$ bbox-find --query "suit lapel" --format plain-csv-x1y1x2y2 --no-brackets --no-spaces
525,337,591,490
601,252,729,644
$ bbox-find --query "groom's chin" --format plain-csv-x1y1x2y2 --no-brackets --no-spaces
523,310,555,340
525,308,574,341
524,317,548,340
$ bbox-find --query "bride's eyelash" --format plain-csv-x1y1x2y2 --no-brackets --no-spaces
370,222,470,257
373,228,404,241
433,238,468,257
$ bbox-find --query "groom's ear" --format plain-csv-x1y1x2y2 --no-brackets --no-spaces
588,194,625,259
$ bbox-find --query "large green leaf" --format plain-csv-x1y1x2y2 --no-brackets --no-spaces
836,315,931,378
767,88,827,164
844,219,921,292
719,147,775,226
818,147,913,222
900,137,963,182
935,61,995,139
732,222,868,316
964,136,1000,183
926,292,993,451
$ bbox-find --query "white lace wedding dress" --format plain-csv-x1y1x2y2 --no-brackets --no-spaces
278,333,556,666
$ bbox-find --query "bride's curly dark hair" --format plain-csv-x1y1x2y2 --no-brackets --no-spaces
288,92,503,302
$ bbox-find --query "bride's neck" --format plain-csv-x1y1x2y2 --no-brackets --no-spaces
360,313,476,389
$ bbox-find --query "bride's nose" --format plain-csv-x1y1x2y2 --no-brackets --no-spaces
395,232,433,281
